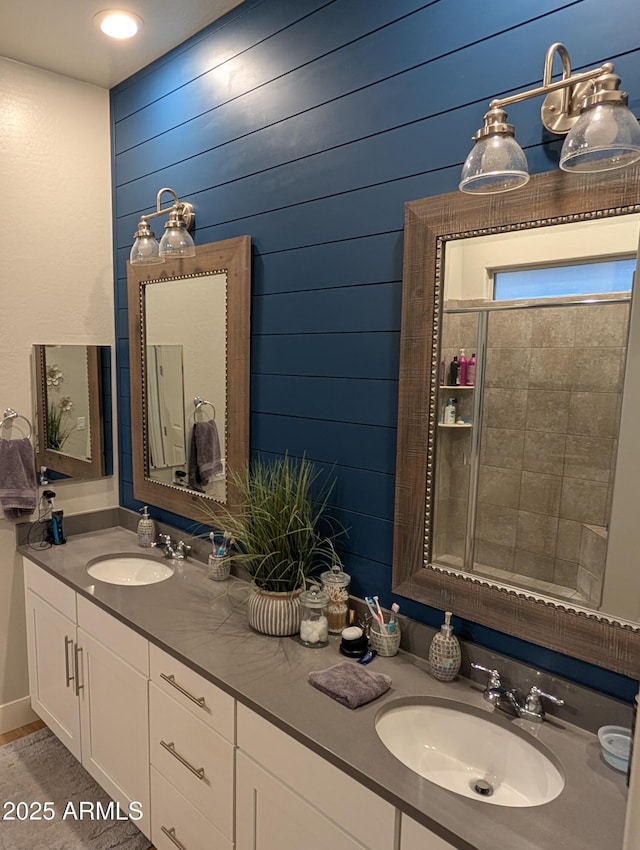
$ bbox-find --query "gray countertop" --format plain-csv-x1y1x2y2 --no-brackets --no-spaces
18,527,629,850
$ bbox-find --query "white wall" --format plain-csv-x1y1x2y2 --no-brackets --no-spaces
0,57,117,733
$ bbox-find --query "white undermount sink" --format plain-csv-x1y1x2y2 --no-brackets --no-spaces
375,697,564,807
86,554,174,586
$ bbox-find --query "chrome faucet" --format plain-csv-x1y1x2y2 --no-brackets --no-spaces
471,663,565,723
152,533,192,560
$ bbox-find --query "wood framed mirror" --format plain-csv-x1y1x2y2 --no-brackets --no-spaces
33,344,107,479
128,236,250,522
393,165,640,679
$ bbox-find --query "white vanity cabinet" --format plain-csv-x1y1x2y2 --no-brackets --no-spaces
23,558,151,839
23,565,81,760
76,596,150,836
149,644,235,850
400,814,458,850
236,704,397,850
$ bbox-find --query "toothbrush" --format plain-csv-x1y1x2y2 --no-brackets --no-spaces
373,595,384,627
388,602,400,634
216,531,230,557
365,596,382,626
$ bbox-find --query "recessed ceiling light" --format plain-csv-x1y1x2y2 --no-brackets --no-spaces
94,10,143,40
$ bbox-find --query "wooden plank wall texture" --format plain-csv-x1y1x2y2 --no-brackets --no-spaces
111,0,640,694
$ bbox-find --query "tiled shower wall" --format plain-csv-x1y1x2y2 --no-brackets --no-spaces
434,301,629,603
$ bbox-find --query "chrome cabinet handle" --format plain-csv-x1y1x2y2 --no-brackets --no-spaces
160,740,205,780
161,826,189,850
73,644,84,696
64,636,74,688
160,672,206,709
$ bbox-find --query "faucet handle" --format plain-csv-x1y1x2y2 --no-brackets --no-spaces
471,663,502,689
525,686,565,709
152,533,171,547
176,541,192,556
522,686,565,721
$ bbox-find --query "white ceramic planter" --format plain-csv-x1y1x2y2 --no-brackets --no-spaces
247,585,303,636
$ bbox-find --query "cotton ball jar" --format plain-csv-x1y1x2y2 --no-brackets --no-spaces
299,586,330,648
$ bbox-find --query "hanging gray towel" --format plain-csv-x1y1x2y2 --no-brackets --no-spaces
0,437,38,520
188,420,222,489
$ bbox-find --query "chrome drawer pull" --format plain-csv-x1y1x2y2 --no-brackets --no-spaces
160,740,205,780
64,636,74,688
160,672,206,709
161,825,189,850
74,644,84,697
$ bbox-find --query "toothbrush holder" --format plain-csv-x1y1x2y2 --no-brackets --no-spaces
208,553,231,582
368,621,401,657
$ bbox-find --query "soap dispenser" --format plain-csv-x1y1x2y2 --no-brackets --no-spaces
428,611,461,681
137,506,156,547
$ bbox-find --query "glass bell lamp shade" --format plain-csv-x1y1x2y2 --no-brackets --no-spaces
459,134,530,194
158,216,196,259
559,101,640,172
129,221,163,265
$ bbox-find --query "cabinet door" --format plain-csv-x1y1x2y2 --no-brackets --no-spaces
77,627,151,839
24,589,80,760
236,751,368,850
401,814,458,850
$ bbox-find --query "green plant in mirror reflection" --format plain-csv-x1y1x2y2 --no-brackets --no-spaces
46,399,75,451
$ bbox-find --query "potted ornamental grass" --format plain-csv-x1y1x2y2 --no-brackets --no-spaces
199,453,343,636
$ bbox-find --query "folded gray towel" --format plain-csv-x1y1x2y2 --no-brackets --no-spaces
309,661,391,709
0,437,37,520
188,420,222,489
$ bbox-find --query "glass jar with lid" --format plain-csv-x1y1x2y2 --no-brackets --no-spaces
320,567,351,634
299,586,329,647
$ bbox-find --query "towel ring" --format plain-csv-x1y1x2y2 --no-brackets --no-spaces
1,408,33,440
194,397,216,421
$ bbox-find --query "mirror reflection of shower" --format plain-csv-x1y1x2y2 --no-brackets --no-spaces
433,256,634,609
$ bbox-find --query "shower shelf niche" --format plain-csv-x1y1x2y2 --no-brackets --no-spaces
438,423,473,429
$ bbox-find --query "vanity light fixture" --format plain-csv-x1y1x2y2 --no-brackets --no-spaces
459,43,640,194
129,187,196,265
94,10,142,40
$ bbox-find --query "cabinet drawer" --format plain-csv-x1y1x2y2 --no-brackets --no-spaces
151,767,232,850
23,558,76,621
150,644,234,742
77,595,148,675
150,683,234,839
237,704,396,850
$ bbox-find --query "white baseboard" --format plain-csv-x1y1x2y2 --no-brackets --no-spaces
0,695,38,735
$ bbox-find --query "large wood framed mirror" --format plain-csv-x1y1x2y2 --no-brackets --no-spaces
128,236,250,522
393,165,640,678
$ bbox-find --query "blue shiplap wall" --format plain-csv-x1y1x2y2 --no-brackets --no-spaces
111,0,640,700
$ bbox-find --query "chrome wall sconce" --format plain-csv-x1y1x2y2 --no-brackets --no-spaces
460,43,640,194
129,187,196,264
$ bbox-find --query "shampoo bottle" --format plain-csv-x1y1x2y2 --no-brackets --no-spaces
458,349,467,386
466,353,476,386
137,506,156,547
448,356,459,386
428,611,461,681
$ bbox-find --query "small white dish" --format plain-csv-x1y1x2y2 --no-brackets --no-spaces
598,725,631,772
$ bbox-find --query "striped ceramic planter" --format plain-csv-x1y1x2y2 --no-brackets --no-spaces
247,585,303,636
